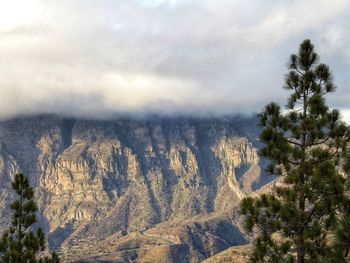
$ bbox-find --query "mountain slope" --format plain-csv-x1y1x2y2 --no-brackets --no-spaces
0,115,270,262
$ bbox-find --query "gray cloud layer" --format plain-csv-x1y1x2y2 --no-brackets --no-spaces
0,0,350,121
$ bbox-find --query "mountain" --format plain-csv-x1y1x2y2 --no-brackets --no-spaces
0,114,272,262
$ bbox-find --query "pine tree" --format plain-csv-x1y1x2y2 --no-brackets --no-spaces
0,173,59,263
240,39,350,262
335,155,350,258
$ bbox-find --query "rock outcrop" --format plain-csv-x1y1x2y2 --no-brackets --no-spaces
0,115,270,262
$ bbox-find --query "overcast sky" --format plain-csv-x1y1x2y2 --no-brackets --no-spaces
0,0,349,122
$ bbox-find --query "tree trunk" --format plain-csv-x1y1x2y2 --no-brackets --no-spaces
296,235,305,263
296,78,307,263
18,185,23,259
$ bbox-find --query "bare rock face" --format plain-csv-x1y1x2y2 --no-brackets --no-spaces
0,144,20,231
0,115,270,262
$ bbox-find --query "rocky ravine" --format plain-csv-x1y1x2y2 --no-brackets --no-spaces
0,115,271,262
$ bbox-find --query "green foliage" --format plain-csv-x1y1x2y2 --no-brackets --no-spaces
0,173,60,263
240,39,350,262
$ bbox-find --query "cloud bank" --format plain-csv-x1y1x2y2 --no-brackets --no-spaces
0,0,350,122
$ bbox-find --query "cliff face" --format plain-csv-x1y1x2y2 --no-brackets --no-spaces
0,115,269,262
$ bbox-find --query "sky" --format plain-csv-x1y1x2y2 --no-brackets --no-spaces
0,0,349,122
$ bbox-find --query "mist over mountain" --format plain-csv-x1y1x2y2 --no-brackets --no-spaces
0,0,350,121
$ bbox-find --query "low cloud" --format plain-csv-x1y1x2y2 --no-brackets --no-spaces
0,0,349,122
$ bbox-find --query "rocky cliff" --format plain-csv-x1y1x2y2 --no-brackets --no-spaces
0,115,271,262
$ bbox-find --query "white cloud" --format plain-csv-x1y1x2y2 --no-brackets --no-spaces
0,0,349,120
